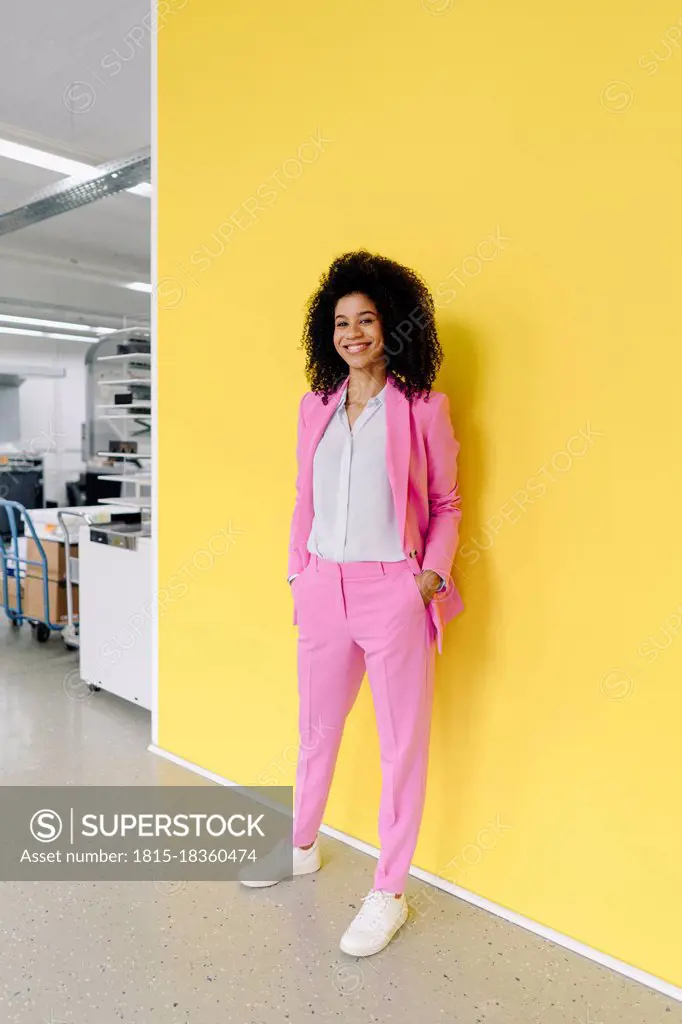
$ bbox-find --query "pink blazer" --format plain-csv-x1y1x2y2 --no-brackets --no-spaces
288,373,463,653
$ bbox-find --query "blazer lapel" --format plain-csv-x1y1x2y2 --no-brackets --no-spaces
299,378,346,526
385,375,410,550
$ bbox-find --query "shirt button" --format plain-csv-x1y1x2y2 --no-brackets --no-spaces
409,549,417,558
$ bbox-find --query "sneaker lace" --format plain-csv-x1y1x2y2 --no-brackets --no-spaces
357,889,394,928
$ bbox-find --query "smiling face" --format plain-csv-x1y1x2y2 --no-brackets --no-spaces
333,293,385,372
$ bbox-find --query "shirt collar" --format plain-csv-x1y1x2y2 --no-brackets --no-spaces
335,380,388,413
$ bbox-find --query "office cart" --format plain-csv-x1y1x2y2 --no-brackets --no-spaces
0,498,62,642
56,509,93,650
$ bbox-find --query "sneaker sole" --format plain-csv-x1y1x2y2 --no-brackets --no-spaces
339,904,408,957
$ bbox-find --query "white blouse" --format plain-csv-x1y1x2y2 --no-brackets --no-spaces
307,381,405,563
289,382,444,589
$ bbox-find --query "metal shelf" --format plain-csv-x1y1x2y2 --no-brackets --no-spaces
96,353,151,363
97,403,151,411
97,497,151,509
97,452,151,459
96,413,152,421
97,378,151,386
96,474,151,483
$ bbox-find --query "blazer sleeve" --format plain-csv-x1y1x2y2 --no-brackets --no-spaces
421,393,462,587
287,393,309,579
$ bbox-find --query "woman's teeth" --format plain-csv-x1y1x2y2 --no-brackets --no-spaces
346,343,370,353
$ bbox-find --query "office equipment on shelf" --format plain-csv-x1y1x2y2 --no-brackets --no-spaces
84,329,152,514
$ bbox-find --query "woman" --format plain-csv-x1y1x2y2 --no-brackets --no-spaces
243,250,463,956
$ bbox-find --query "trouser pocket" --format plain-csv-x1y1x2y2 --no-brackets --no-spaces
403,561,426,612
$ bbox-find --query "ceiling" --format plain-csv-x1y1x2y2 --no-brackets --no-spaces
0,0,151,339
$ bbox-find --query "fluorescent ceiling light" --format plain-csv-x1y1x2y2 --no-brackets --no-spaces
0,325,97,342
0,313,115,333
125,282,153,293
0,138,151,198
0,140,89,178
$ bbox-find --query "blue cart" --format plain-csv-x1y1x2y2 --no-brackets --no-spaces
0,498,65,643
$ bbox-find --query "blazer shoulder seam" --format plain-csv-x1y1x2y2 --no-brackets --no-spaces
300,391,313,424
427,389,447,419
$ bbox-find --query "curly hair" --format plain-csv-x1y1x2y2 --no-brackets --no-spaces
301,250,443,404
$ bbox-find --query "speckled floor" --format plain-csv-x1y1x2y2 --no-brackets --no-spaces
0,620,679,1024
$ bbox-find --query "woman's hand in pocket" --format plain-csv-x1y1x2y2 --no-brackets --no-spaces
414,570,442,607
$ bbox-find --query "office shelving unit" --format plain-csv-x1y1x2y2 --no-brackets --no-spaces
84,329,152,512
78,330,153,703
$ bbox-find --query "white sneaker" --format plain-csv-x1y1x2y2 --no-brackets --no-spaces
339,889,409,956
239,837,321,888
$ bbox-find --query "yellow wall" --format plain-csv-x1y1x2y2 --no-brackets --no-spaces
158,0,682,986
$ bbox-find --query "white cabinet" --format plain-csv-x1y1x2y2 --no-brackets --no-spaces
78,525,152,709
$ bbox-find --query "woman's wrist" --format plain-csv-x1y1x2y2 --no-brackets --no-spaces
419,570,443,598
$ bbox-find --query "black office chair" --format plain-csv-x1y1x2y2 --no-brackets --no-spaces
65,479,87,506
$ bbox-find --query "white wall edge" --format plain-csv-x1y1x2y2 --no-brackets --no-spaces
150,0,159,750
147,741,682,1004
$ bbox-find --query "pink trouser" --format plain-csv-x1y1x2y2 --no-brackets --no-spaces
292,554,437,894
